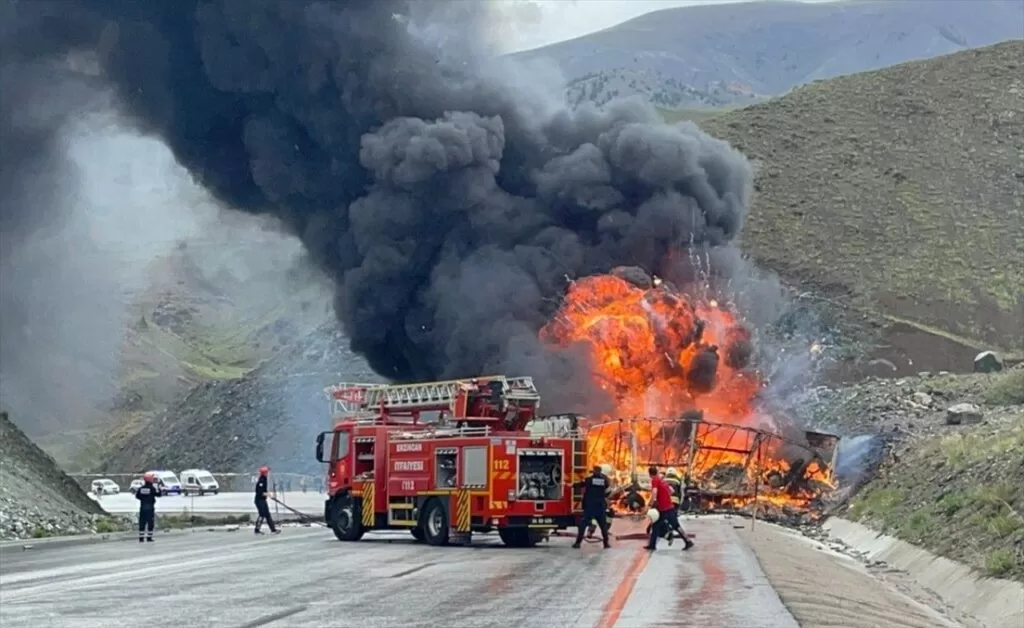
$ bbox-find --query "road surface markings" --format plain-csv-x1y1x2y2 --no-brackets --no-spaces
598,548,650,628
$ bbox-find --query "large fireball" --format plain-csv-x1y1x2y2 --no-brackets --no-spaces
540,267,833,517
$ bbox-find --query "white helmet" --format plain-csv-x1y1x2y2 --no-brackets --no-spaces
646,508,660,523
600,463,614,476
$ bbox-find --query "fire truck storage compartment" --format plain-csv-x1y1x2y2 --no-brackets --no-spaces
354,436,376,476
462,446,487,487
516,449,563,500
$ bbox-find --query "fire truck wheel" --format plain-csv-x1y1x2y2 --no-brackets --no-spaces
330,494,364,542
410,526,425,543
421,498,450,546
498,528,544,548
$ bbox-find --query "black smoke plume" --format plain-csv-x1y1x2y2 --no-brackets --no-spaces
1,0,753,409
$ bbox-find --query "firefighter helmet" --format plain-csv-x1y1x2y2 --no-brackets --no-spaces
646,508,660,523
665,467,680,480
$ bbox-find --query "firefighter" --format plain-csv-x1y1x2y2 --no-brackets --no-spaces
586,464,620,539
254,466,279,535
661,467,693,549
135,472,159,543
645,466,693,551
573,465,611,549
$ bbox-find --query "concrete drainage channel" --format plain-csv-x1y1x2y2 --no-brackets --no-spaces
823,518,1024,628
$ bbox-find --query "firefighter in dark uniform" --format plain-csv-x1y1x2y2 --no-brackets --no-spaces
573,465,611,549
136,472,160,543
254,465,279,535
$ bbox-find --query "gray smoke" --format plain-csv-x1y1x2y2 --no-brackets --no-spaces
1,0,755,413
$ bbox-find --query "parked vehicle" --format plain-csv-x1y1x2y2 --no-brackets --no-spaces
180,469,220,495
129,478,144,494
90,478,121,495
147,470,182,495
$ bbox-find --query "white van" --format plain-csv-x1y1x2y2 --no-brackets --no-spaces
90,478,120,495
148,470,183,495
180,469,220,495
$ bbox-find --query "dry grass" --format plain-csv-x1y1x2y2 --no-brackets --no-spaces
702,41,1024,354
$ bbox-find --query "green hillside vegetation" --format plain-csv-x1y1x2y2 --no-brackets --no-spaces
658,106,733,125
698,41,1024,358
51,242,333,471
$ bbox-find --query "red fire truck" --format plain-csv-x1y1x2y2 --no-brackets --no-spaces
315,375,588,547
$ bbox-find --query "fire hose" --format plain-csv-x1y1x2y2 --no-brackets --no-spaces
267,495,327,527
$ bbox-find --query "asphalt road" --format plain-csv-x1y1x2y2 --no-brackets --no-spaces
0,518,795,628
95,491,325,516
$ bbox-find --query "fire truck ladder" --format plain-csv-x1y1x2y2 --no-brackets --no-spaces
326,376,541,415
571,437,589,512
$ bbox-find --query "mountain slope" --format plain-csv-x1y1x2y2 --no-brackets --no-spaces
101,324,381,476
511,0,1024,108
699,41,1024,367
0,411,105,539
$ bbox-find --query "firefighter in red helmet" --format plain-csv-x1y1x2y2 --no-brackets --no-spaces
254,466,279,535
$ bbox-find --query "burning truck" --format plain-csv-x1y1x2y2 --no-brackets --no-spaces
535,266,840,524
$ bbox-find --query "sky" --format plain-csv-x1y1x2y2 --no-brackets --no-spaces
495,0,839,53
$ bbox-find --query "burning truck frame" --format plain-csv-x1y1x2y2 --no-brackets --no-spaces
534,265,841,525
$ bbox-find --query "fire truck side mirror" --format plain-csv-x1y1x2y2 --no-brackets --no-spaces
315,432,326,463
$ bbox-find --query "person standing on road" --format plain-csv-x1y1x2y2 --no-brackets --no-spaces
573,465,611,549
136,472,160,543
646,466,694,551
254,466,279,535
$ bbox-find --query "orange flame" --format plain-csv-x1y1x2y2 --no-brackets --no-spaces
540,270,833,518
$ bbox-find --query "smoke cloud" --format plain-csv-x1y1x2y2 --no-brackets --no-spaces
1,0,755,412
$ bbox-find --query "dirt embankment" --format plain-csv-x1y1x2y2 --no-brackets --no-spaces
0,411,107,540
807,366,1024,582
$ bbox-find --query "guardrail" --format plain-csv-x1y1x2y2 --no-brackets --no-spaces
69,472,326,494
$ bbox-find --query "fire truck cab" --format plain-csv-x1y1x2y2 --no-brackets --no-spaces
315,376,588,547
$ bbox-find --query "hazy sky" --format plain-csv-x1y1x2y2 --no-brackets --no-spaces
497,0,838,52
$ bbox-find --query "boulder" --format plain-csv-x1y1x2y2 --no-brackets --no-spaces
911,392,934,407
973,351,1004,373
945,403,983,425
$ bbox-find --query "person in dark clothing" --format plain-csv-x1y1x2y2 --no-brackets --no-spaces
254,465,279,535
136,472,160,543
645,466,694,551
573,465,611,549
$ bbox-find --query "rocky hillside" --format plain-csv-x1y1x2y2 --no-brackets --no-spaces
698,41,1024,375
0,411,107,540
101,324,381,476
804,365,1024,582
512,0,1023,108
